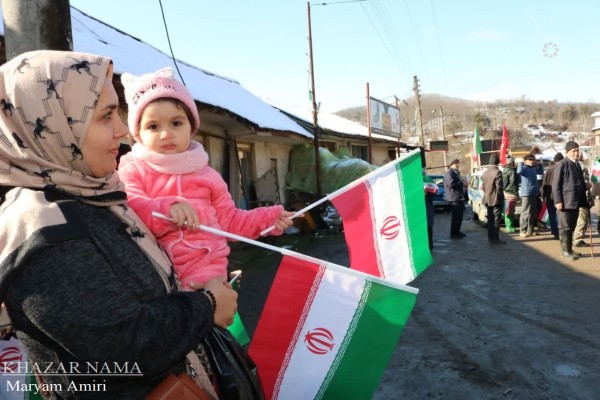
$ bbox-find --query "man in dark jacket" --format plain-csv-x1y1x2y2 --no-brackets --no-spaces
542,152,564,239
502,156,519,232
444,159,467,239
482,153,505,244
552,141,590,261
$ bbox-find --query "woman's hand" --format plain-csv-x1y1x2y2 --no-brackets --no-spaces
191,277,238,328
169,202,199,229
274,210,299,232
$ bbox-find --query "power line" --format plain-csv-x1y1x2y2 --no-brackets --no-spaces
402,0,431,83
429,0,448,92
359,2,410,80
158,0,186,85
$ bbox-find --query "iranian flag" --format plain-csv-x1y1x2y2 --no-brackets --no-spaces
538,202,550,225
248,255,418,400
591,157,600,184
472,126,483,163
0,337,44,400
330,148,432,284
500,124,509,166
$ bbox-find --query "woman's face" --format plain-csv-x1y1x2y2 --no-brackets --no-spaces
81,78,129,177
136,100,192,154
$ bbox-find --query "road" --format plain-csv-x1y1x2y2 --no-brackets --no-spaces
229,207,600,400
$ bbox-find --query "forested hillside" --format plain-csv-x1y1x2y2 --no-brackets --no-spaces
335,94,599,146
336,94,600,174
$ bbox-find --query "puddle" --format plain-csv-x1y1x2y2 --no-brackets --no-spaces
553,364,581,377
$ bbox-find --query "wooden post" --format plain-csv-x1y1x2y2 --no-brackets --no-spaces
2,0,73,60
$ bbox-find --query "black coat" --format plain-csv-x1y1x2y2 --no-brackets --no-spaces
443,168,466,202
551,158,589,210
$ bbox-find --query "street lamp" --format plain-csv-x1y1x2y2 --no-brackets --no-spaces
307,0,366,196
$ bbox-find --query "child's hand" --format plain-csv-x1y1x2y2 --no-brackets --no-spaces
274,210,298,232
169,202,199,229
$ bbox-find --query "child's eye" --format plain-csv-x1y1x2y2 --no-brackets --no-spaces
148,124,158,130
173,120,182,127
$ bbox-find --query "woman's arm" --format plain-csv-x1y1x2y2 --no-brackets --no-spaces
7,239,215,377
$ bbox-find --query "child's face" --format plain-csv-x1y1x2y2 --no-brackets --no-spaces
136,100,192,154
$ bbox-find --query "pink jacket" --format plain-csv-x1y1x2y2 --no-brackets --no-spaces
118,141,284,289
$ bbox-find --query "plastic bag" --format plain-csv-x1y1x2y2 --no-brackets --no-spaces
203,326,264,400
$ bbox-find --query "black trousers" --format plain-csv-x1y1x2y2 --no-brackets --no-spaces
449,201,465,235
486,204,502,240
557,208,579,235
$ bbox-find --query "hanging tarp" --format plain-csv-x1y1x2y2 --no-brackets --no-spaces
285,144,377,195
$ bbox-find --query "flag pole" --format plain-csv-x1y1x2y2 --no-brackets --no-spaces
152,211,418,293
260,147,423,235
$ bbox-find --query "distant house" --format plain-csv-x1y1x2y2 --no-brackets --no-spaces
268,101,405,166
591,111,600,133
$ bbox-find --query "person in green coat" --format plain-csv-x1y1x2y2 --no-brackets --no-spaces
502,156,520,232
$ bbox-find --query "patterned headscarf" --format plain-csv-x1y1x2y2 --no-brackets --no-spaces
0,50,216,398
0,50,127,202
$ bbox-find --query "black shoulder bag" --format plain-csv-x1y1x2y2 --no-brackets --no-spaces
202,327,265,400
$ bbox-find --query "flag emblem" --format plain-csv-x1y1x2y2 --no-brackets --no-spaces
379,215,401,239
304,327,335,355
0,346,23,373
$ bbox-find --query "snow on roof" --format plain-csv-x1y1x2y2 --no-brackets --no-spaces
0,6,310,138
265,99,397,143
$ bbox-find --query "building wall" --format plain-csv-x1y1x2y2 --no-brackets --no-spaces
252,141,292,205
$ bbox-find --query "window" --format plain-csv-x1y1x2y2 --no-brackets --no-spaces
351,145,368,161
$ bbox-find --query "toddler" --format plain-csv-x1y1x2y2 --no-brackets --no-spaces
118,67,293,289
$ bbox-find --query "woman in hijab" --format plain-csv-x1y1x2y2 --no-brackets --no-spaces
0,50,236,398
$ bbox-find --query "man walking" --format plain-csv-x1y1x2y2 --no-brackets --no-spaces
552,141,590,261
517,154,539,237
444,159,467,239
482,153,505,244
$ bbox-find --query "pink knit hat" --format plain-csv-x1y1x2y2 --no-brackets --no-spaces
121,67,200,137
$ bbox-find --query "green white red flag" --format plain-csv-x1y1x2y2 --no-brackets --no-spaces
538,202,550,225
591,157,600,184
248,255,418,400
472,126,483,162
330,149,432,284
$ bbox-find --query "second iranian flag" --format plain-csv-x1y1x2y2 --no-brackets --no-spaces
331,149,432,285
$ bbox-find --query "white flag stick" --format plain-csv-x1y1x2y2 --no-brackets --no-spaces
151,211,418,292
259,147,422,236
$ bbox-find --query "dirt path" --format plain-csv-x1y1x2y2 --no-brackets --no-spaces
229,209,600,399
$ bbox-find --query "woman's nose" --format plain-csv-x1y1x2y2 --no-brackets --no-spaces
115,115,129,139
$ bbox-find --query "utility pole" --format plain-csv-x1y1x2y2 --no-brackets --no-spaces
307,1,322,196
439,106,447,167
2,0,73,60
413,75,425,147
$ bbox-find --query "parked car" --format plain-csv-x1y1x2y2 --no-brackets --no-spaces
426,174,450,212
468,168,521,225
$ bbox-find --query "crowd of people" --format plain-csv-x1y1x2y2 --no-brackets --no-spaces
441,142,595,261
